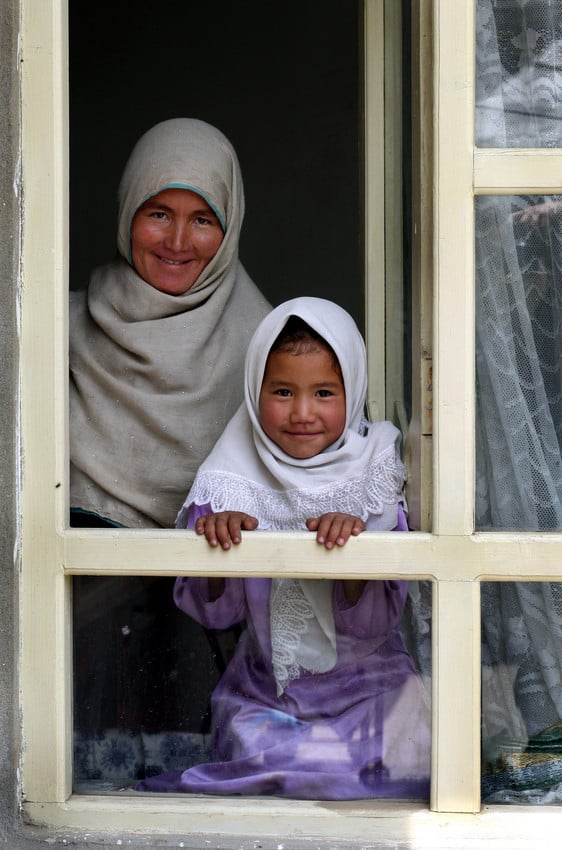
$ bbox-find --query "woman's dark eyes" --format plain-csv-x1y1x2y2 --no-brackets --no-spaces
148,213,215,225
274,389,292,396
316,389,333,397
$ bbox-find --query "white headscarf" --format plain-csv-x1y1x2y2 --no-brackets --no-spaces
182,296,406,528
70,118,270,528
181,297,407,693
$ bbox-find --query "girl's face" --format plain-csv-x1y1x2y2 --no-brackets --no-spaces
130,188,224,295
258,346,346,459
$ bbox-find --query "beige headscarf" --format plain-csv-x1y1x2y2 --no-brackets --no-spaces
70,118,270,528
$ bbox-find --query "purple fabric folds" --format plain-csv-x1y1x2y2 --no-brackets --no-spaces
137,562,430,800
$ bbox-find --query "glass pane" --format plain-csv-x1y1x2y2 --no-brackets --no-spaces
482,581,562,804
475,195,562,531
476,0,562,147
73,575,432,800
70,0,426,803
477,198,562,802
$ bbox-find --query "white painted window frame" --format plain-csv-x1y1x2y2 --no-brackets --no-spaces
364,0,406,433
20,0,562,845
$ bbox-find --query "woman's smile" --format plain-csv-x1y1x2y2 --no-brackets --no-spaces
159,256,192,264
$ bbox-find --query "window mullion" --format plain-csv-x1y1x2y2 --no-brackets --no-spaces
433,0,475,537
431,579,481,812
432,0,478,813
474,149,562,193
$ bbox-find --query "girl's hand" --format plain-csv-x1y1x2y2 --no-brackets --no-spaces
306,513,365,549
195,511,259,550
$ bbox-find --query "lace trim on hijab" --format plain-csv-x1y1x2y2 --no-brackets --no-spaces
270,578,337,696
185,443,406,531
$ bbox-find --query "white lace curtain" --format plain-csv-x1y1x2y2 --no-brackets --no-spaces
475,0,562,789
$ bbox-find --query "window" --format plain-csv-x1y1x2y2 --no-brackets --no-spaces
25,0,562,845
20,1,438,840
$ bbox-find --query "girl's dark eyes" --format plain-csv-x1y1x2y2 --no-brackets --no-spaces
272,388,334,398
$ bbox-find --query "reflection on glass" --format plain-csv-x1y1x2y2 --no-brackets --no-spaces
476,0,562,147
73,576,432,799
482,581,562,803
73,575,225,789
477,195,562,803
476,195,562,531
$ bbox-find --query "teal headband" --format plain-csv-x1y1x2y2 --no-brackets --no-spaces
127,183,226,264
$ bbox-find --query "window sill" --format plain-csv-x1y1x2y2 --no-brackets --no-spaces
22,797,562,848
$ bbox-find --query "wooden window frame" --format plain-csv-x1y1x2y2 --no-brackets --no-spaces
21,0,562,845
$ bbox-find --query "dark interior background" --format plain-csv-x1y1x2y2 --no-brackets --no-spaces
69,0,363,324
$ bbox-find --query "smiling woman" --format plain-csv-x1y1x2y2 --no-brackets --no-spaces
70,118,269,529
130,189,224,296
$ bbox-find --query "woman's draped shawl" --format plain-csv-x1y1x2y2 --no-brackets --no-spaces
70,118,270,528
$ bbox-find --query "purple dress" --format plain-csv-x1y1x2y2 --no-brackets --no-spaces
137,509,430,800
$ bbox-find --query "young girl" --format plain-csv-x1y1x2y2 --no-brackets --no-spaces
138,297,430,799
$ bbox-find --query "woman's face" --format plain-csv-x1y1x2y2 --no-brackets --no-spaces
130,188,224,295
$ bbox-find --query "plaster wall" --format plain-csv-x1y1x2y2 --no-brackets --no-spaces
0,0,22,842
